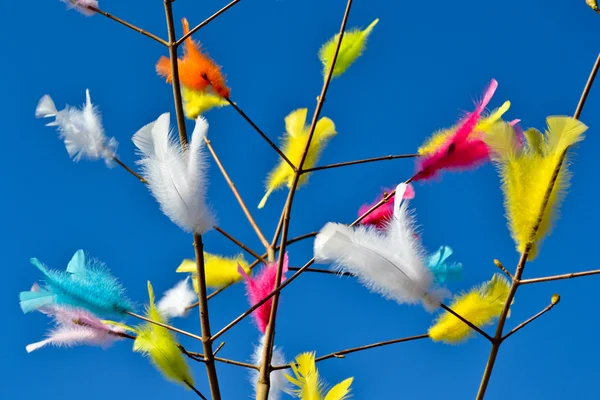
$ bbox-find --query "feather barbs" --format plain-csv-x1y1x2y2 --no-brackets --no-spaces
286,352,354,400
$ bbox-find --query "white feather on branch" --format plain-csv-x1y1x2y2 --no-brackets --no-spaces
157,277,197,319
132,113,215,234
250,334,290,400
60,0,98,16
35,89,117,166
314,183,449,312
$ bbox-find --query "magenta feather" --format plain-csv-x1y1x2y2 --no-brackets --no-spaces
359,183,415,228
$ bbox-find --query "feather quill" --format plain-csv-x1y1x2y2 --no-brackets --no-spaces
426,246,463,284
59,0,98,16
238,254,289,333
485,117,587,259
315,183,448,311
358,183,415,228
176,252,251,291
250,334,290,400
156,277,197,319
35,90,117,165
319,18,379,79
133,112,215,234
286,352,354,400
19,250,133,317
182,86,229,119
134,282,194,388
259,109,337,209
429,273,511,343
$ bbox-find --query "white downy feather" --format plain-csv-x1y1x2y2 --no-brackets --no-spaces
157,277,197,319
35,89,117,165
60,0,98,16
314,183,449,312
132,113,215,234
250,334,290,400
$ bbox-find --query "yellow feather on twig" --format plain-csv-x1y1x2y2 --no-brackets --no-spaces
258,109,336,209
285,352,353,400
429,274,511,344
586,0,599,12
486,116,587,259
182,86,230,119
176,252,251,291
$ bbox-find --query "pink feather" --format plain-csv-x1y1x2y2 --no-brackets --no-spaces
60,0,98,16
238,254,289,333
414,79,499,181
358,183,415,228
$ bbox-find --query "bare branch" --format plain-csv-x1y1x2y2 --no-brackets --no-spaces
520,269,600,284
184,381,208,399
126,311,204,342
302,153,419,173
288,266,353,277
214,226,266,263
502,296,559,341
493,259,513,280
112,157,146,183
176,0,242,47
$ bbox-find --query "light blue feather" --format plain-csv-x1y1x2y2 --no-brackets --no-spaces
426,246,463,284
19,250,133,317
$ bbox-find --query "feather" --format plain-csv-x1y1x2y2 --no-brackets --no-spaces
20,250,133,317
133,282,194,388
133,113,215,234
587,0,599,11
176,252,251,291
315,183,448,312
259,108,337,209
286,352,354,400
319,18,379,79
429,273,511,343
250,334,290,400
182,86,229,119
358,183,415,228
156,18,230,98
239,254,289,333
426,246,463,284
157,277,197,319
485,117,587,259
59,0,98,16
415,80,511,181
36,90,118,166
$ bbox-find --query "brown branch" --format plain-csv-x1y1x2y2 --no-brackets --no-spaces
493,259,513,280
214,226,267,262
184,381,208,399
520,269,600,284
302,153,419,173
126,311,204,342
112,157,146,183
288,266,353,276
176,0,242,46
502,296,559,341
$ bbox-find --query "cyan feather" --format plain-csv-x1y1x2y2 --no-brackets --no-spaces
19,250,133,317
426,246,463,284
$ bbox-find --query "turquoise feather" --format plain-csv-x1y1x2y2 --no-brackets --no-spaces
19,250,133,317
426,246,463,284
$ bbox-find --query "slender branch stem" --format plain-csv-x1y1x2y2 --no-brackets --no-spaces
214,226,266,262
85,5,169,46
126,311,204,342
302,154,419,173
176,0,242,46
184,350,260,370
521,269,600,284
440,304,493,342
288,266,353,276
184,381,208,399
113,157,146,183
502,300,558,341
493,259,513,279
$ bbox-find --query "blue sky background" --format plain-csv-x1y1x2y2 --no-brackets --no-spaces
2,0,599,399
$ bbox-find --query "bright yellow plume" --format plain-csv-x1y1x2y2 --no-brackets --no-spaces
429,273,511,344
486,116,587,259
182,86,229,119
176,252,251,291
285,352,353,400
133,282,194,387
319,18,379,79
258,108,336,209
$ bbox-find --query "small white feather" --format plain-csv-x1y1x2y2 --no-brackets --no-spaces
250,335,290,400
60,0,98,16
35,95,58,118
133,113,215,234
157,277,197,319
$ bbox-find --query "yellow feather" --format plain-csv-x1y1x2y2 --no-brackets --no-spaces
324,378,354,400
259,109,337,209
176,252,250,291
586,0,599,11
133,282,194,387
487,116,587,258
181,86,229,119
428,274,511,344
286,352,353,400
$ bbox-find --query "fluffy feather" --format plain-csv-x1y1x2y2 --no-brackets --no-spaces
358,183,415,228
176,252,251,291
182,86,229,119
60,0,98,16
35,90,117,166
133,112,215,234
414,80,511,181
587,0,599,11
319,18,379,78
315,183,448,312
239,254,289,333
20,250,133,317
156,18,230,98
250,334,290,400
156,277,197,319
485,117,587,259
134,282,194,388
429,273,511,343
426,246,463,284
286,352,354,400
259,109,337,209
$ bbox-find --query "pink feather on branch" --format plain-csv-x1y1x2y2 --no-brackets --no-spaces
358,183,415,228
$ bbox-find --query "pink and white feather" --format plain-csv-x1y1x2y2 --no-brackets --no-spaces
60,0,98,16
359,183,415,228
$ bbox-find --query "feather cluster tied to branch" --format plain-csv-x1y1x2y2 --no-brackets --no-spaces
239,254,289,333
286,352,354,400
156,277,197,319
426,246,463,284
36,89,117,166
429,273,511,343
133,113,215,235
319,18,379,79
485,116,587,259
20,249,133,317
59,0,97,16
358,183,415,228
176,252,251,291
133,282,195,388
259,108,337,209
250,334,290,400
315,183,449,312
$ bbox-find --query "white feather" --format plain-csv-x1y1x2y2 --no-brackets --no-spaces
132,113,215,234
35,90,117,165
60,0,98,16
157,277,197,319
314,184,449,312
250,334,290,400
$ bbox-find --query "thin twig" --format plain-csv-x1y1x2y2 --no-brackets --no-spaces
493,259,513,279
440,304,493,342
213,342,226,356
302,154,419,173
288,266,353,276
184,351,260,370
214,226,266,262
520,269,600,284
112,157,146,183
126,311,204,342
502,298,558,341
175,0,242,46
184,381,208,399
